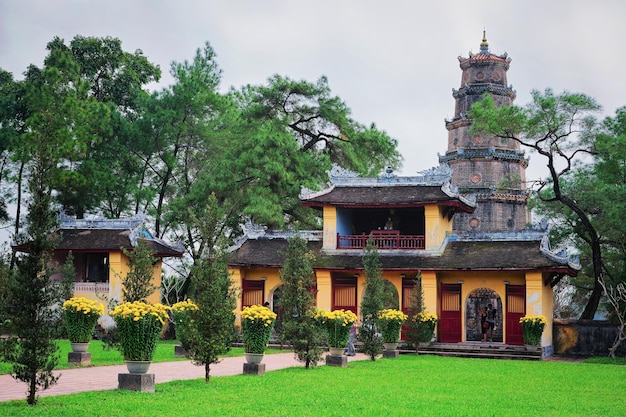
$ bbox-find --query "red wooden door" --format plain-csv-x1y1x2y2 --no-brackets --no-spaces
439,283,462,342
401,278,417,340
242,279,265,308
505,285,525,345
332,277,357,315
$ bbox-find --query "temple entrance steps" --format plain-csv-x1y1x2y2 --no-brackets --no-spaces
399,341,542,361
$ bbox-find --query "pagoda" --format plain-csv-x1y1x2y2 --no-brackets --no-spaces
439,32,530,232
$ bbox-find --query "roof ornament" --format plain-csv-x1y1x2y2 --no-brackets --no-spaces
329,163,360,181
382,166,396,182
417,163,453,182
479,30,489,54
59,211,146,230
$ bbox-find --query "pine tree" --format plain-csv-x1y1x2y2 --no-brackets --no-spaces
176,197,237,382
121,241,158,303
279,232,324,369
404,273,426,349
3,133,62,404
358,239,385,360
182,251,236,382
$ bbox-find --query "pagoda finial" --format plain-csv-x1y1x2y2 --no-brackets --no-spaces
479,29,489,53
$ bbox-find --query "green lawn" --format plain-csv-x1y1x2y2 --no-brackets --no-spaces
2,355,625,416
0,340,285,375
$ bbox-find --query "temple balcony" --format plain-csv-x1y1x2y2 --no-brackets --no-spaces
337,231,425,250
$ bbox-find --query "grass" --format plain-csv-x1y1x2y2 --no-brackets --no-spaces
582,356,626,365
0,340,285,375
2,354,626,416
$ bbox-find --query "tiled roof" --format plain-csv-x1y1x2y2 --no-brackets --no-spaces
229,238,576,274
53,228,183,257
302,185,473,212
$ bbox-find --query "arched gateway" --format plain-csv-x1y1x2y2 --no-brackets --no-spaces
465,288,502,342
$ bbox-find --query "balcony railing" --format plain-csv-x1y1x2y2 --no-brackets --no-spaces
74,282,110,294
337,231,425,250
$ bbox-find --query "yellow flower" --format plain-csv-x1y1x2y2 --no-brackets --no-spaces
519,315,547,325
378,309,408,323
241,305,277,323
415,311,438,323
172,299,199,313
63,296,105,315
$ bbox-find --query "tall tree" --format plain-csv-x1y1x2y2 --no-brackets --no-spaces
4,147,60,404
178,194,237,382
358,239,385,360
242,74,402,177
54,35,161,218
470,89,604,319
533,106,626,319
135,42,228,239
0,36,103,402
279,231,324,369
204,74,405,233
0,70,22,225
120,241,158,303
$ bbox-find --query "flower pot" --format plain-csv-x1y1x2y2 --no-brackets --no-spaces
329,347,345,356
245,353,264,364
418,342,431,348
383,342,398,351
126,360,152,374
70,342,90,353
525,344,540,352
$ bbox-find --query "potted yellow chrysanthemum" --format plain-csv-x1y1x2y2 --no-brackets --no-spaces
241,305,277,364
377,308,408,350
109,301,171,373
315,309,358,356
62,296,105,352
519,314,547,350
414,311,438,347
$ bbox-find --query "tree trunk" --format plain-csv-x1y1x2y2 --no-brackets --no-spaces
28,377,36,405
204,363,211,383
580,233,605,319
580,279,603,320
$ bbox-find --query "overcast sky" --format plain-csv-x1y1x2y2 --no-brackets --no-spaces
1,0,625,180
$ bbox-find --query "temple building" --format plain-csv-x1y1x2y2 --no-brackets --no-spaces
228,34,579,356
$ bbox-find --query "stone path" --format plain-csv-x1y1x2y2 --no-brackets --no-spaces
0,352,369,403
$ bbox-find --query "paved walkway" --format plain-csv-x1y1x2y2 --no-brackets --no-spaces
0,352,369,403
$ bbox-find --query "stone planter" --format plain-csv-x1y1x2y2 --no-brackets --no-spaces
525,344,540,352
383,342,398,351
125,360,152,374
70,342,90,353
68,342,91,366
245,353,264,364
174,344,188,357
418,342,431,348
329,347,345,356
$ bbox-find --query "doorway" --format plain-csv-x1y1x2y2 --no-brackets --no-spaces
465,288,502,342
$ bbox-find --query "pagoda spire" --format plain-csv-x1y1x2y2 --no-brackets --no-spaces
479,30,489,53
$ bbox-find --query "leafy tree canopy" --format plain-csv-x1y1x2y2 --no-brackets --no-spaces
470,89,606,319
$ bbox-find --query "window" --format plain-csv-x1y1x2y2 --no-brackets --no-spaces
86,253,109,282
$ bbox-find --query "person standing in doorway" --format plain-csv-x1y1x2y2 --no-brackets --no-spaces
486,303,497,342
479,306,488,342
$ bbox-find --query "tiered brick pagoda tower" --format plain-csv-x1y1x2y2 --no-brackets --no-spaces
439,32,530,232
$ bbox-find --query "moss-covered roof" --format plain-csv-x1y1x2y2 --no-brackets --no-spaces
229,237,576,275
302,185,474,212
53,228,183,258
